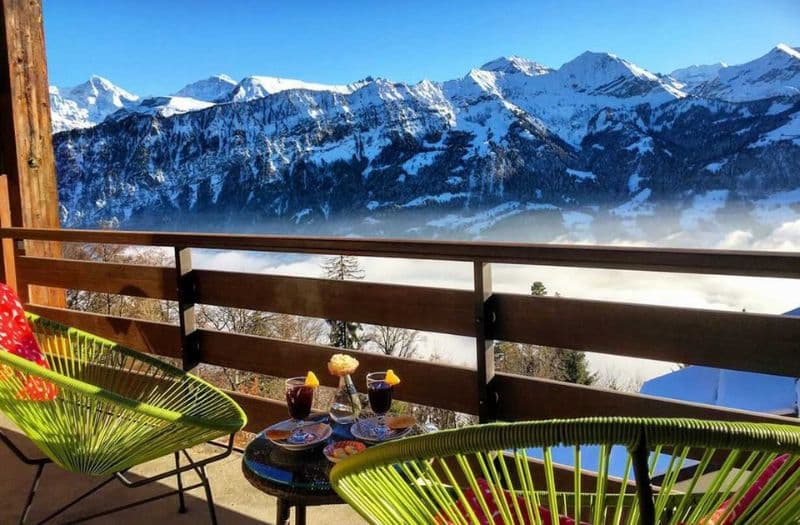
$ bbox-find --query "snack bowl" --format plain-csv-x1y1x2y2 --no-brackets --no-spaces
324,440,366,463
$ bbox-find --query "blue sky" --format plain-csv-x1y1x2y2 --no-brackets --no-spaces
44,0,799,96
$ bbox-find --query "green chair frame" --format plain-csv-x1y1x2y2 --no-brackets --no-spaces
0,313,247,524
331,417,800,524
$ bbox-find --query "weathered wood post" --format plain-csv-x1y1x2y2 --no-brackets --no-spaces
0,0,64,306
474,260,496,422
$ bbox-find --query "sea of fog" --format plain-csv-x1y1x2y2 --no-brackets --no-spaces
173,209,800,386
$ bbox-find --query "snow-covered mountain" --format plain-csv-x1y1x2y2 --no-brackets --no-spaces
107,96,215,121
480,56,553,76
695,44,800,101
228,75,357,102
52,45,800,238
670,63,728,88
50,75,139,132
174,74,237,102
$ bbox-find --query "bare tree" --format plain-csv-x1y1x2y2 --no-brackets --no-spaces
366,325,422,359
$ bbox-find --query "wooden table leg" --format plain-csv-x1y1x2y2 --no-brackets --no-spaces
276,498,291,525
295,504,306,525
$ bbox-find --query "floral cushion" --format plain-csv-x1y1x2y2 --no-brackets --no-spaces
700,453,799,525
435,478,588,525
0,283,57,400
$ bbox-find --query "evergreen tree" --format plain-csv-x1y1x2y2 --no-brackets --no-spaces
321,256,365,349
495,281,596,385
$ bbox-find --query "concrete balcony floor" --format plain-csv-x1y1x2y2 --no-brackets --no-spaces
0,416,366,525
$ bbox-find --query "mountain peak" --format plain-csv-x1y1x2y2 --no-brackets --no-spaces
480,56,552,76
67,75,138,102
775,43,800,60
697,43,800,101
229,75,354,102
561,51,657,82
174,74,237,102
670,62,728,87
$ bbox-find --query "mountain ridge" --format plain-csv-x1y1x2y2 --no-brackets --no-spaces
51,45,800,239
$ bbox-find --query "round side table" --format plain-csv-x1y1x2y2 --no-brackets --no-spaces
242,432,343,525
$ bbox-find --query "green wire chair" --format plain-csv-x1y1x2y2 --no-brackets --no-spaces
331,418,800,525
0,313,247,524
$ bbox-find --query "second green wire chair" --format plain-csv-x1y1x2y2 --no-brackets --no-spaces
331,417,800,525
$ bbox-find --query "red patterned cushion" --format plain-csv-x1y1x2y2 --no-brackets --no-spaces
435,478,588,525
0,283,57,400
700,454,799,525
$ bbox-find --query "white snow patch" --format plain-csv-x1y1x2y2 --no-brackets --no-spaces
704,160,727,173
611,188,654,218
625,136,654,154
680,190,729,229
446,176,464,186
627,172,644,192
291,208,312,223
566,168,597,181
402,192,469,208
749,111,800,148
402,151,440,175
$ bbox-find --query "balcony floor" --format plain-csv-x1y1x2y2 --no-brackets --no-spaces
0,416,366,524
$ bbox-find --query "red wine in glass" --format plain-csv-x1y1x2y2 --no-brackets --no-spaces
367,381,393,414
285,377,315,443
366,372,394,440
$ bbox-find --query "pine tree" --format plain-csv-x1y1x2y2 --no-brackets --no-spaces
321,256,365,349
495,281,596,385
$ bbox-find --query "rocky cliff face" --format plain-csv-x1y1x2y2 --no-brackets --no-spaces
52,45,800,238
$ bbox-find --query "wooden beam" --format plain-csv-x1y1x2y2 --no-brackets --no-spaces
489,294,800,378
0,173,18,292
24,304,182,358
17,255,178,299
198,329,479,414
474,261,496,422
2,227,800,279
194,269,475,336
174,247,199,370
494,373,799,425
0,0,62,306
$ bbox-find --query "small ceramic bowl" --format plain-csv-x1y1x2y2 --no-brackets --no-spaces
324,440,366,463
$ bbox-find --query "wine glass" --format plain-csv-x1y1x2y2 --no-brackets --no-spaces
366,371,394,440
285,377,315,444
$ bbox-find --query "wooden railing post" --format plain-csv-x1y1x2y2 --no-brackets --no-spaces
0,174,17,291
474,261,496,422
0,0,64,307
175,247,199,370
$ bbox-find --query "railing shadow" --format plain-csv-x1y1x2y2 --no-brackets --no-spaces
0,425,269,524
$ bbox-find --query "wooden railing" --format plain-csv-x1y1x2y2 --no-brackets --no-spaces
1,226,800,434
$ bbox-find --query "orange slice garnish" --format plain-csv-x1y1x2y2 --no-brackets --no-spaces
304,371,320,387
385,369,401,386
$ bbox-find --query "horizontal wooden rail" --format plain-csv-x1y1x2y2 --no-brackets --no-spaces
26,305,182,359
490,294,800,377
494,373,798,425
195,270,474,337
18,256,178,300
3,226,800,277
222,390,298,434
199,329,478,414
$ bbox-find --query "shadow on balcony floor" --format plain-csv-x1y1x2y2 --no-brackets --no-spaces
0,417,366,524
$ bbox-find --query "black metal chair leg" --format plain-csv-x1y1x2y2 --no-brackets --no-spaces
19,463,45,525
295,504,306,525
276,498,290,525
175,451,187,513
199,465,218,525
